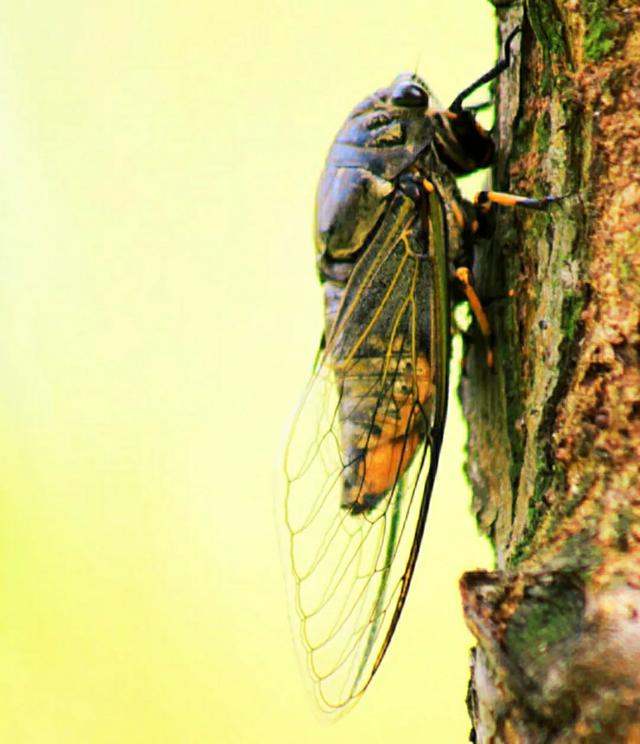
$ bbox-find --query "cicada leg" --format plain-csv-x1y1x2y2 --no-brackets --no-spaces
453,267,494,370
474,190,565,212
449,26,521,113
435,26,522,175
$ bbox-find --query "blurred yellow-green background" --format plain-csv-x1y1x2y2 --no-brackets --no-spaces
0,2,496,742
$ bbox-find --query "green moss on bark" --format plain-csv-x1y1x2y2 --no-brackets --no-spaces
583,0,619,61
505,578,584,658
527,0,568,57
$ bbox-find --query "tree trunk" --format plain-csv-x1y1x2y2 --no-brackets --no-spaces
459,1,640,741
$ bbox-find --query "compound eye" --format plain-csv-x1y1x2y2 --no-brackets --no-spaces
391,81,429,108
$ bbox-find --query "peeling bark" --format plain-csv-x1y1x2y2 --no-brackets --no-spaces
459,1,640,741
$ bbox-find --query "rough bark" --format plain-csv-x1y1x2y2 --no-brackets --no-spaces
459,1,640,741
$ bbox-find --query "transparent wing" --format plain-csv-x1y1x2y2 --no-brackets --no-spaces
283,190,450,712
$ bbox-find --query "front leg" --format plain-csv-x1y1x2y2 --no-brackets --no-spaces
474,189,564,212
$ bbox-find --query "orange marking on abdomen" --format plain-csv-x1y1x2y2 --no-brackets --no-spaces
361,431,422,496
355,354,431,503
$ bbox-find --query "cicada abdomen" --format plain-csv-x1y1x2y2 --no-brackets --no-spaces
325,202,435,513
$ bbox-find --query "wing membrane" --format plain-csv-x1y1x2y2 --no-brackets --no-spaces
284,188,450,711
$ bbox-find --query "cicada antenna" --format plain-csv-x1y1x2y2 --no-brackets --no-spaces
448,26,521,113
413,52,421,77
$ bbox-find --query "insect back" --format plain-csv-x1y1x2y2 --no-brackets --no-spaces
284,32,520,713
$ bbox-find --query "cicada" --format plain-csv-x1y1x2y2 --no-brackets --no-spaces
283,28,549,712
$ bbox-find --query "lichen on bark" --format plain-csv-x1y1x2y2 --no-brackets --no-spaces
459,1,640,741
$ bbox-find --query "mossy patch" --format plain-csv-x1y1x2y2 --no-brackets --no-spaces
510,476,547,566
535,111,551,153
560,290,584,344
527,0,568,58
614,506,635,551
505,573,584,669
557,525,603,578
584,0,620,62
